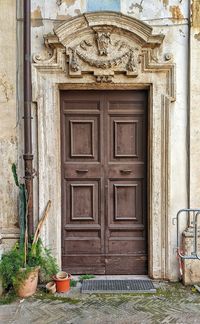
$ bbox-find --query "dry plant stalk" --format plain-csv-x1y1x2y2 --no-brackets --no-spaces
33,200,51,245
24,195,30,268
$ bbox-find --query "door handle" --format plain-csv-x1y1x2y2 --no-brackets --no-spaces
76,169,88,173
120,169,132,174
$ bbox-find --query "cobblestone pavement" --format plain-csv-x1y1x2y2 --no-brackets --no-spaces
1,282,200,324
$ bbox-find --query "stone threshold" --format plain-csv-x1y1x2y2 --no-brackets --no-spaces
72,275,149,281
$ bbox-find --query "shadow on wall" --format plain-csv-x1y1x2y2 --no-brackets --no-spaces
87,0,120,12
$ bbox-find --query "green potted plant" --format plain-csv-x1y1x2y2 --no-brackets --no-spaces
0,238,58,298
0,165,58,298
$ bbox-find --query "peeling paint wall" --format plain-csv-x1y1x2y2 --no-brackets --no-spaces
191,0,200,28
124,0,188,21
190,0,200,209
0,0,19,254
87,0,121,12
31,6,44,27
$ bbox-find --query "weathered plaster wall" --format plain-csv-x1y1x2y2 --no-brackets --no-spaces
0,0,19,253
184,1,200,282
28,0,190,281
122,0,188,21
157,24,188,280
190,0,200,208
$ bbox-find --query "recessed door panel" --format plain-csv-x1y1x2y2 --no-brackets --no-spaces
64,115,100,162
64,180,100,224
110,115,144,162
108,180,143,224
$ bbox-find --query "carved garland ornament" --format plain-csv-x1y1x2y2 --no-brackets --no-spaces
65,31,141,81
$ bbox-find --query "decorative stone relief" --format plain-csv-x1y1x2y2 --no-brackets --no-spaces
68,48,80,72
96,32,111,56
95,74,114,83
65,32,141,80
165,53,173,61
32,12,175,99
33,49,55,64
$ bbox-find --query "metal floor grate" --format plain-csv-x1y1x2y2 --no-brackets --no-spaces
81,279,156,294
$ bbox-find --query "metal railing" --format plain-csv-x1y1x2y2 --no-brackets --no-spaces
174,209,200,260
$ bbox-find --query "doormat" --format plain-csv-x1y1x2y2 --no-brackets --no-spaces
81,279,156,294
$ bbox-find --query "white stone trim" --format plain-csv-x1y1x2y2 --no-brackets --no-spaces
32,12,175,279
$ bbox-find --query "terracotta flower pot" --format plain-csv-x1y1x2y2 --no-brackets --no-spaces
17,267,39,298
53,273,71,293
46,281,56,294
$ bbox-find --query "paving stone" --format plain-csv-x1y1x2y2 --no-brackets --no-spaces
0,303,19,324
0,283,200,324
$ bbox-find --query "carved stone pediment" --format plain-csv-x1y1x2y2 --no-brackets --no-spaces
33,12,175,98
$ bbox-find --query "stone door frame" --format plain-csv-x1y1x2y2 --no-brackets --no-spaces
32,12,175,279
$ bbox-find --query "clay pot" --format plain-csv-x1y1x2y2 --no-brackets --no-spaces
46,281,56,294
17,267,39,298
56,271,68,280
53,273,71,293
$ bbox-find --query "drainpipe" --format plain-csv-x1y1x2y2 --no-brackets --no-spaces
23,0,34,237
188,0,191,210
187,0,191,222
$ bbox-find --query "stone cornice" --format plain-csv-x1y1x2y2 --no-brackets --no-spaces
55,12,165,48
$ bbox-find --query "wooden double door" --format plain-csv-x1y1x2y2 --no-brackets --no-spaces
61,90,148,274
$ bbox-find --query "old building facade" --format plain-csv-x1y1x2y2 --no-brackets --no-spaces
0,0,200,282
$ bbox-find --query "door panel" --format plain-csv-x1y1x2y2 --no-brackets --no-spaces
105,91,147,274
61,90,147,274
110,116,144,161
61,91,104,273
64,115,100,162
109,181,143,222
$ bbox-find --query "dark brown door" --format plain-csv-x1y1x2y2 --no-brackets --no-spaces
61,90,147,274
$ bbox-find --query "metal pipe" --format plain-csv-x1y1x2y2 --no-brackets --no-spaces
175,208,200,260
195,211,200,260
23,0,34,237
188,0,191,213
